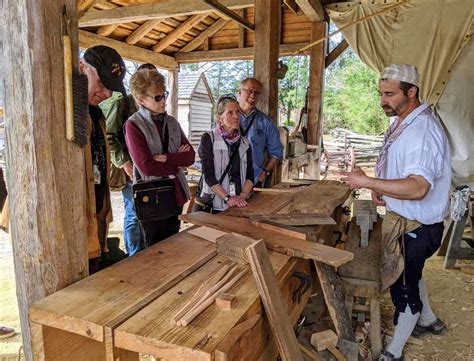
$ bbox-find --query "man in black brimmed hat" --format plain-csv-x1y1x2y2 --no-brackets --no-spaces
80,45,126,273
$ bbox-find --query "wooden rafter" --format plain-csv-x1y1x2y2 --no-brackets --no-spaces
284,0,301,15
325,39,348,68
152,14,207,53
77,0,100,19
175,43,308,63
179,18,229,53
203,0,255,31
79,30,176,70
295,0,326,21
79,0,253,28
126,19,163,45
96,24,119,36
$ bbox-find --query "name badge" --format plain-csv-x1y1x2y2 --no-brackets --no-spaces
229,182,236,197
93,164,101,185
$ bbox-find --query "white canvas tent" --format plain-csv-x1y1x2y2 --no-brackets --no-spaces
326,0,473,186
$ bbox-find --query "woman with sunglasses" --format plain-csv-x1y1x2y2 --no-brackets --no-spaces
125,69,194,246
194,95,254,213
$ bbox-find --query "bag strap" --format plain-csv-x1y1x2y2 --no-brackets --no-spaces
218,139,241,184
241,112,257,137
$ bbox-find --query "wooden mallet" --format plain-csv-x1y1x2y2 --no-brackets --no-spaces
310,330,346,361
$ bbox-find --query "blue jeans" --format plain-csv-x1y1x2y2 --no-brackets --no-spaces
122,181,143,256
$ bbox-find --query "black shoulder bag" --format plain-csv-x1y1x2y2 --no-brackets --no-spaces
132,121,179,222
193,136,241,213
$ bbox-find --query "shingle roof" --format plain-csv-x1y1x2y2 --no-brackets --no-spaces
178,72,202,99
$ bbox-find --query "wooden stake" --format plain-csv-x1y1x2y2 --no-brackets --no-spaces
245,240,304,361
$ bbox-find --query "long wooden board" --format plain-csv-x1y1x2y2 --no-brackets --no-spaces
29,233,217,342
245,240,304,361
180,212,353,267
250,213,336,226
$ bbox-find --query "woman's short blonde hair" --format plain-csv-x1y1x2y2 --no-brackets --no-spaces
129,69,166,102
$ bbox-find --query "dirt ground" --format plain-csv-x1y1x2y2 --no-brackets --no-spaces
1,190,473,360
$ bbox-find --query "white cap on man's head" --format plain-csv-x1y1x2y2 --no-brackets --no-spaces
380,64,420,87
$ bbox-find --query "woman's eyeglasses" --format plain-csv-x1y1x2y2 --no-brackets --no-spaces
146,91,169,102
217,93,237,104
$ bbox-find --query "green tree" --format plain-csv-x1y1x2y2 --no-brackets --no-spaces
278,56,309,126
324,53,388,135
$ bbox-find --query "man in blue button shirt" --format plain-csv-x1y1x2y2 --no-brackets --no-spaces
238,78,283,187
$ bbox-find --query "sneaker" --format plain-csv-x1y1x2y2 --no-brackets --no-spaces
411,318,447,338
378,350,403,361
0,326,15,339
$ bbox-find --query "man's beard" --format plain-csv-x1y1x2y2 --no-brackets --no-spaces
382,96,409,117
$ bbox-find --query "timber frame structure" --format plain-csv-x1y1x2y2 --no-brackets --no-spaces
2,0,351,359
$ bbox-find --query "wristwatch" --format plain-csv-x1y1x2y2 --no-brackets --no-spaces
223,195,231,204
263,168,271,176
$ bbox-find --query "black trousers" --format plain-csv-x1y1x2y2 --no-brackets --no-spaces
390,221,444,324
140,206,183,247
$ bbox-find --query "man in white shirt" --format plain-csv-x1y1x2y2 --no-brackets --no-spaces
341,64,451,361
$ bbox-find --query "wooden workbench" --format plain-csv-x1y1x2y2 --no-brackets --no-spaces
30,227,312,360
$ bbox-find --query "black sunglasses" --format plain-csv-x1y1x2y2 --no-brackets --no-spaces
147,91,169,102
217,93,237,104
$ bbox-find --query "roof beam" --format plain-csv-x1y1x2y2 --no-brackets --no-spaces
126,19,163,45
79,30,177,70
179,18,230,53
152,14,207,53
203,0,254,31
175,43,309,63
325,39,348,68
295,0,326,21
79,0,254,28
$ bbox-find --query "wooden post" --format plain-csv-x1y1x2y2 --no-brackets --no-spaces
305,21,327,179
253,0,280,123
3,0,88,359
167,67,179,118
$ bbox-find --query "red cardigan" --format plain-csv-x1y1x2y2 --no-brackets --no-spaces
125,118,195,207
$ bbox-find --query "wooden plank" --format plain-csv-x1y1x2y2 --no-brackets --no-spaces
126,19,163,45
245,240,304,361
288,180,350,216
79,0,254,27
250,220,308,240
4,0,87,358
305,20,327,178
444,211,469,268
29,234,217,342
369,297,382,357
300,343,324,360
253,187,303,193
295,0,326,21
175,43,309,63
314,262,356,342
79,30,176,69
203,0,254,31
284,0,301,15
114,252,292,359
216,233,257,263
254,0,280,122
325,39,348,68
179,18,230,53
250,213,336,226
188,226,228,243
153,14,208,53
225,191,294,218
180,212,354,267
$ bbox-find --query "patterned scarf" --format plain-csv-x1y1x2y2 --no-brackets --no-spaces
375,118,411,178
217,123,241,144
